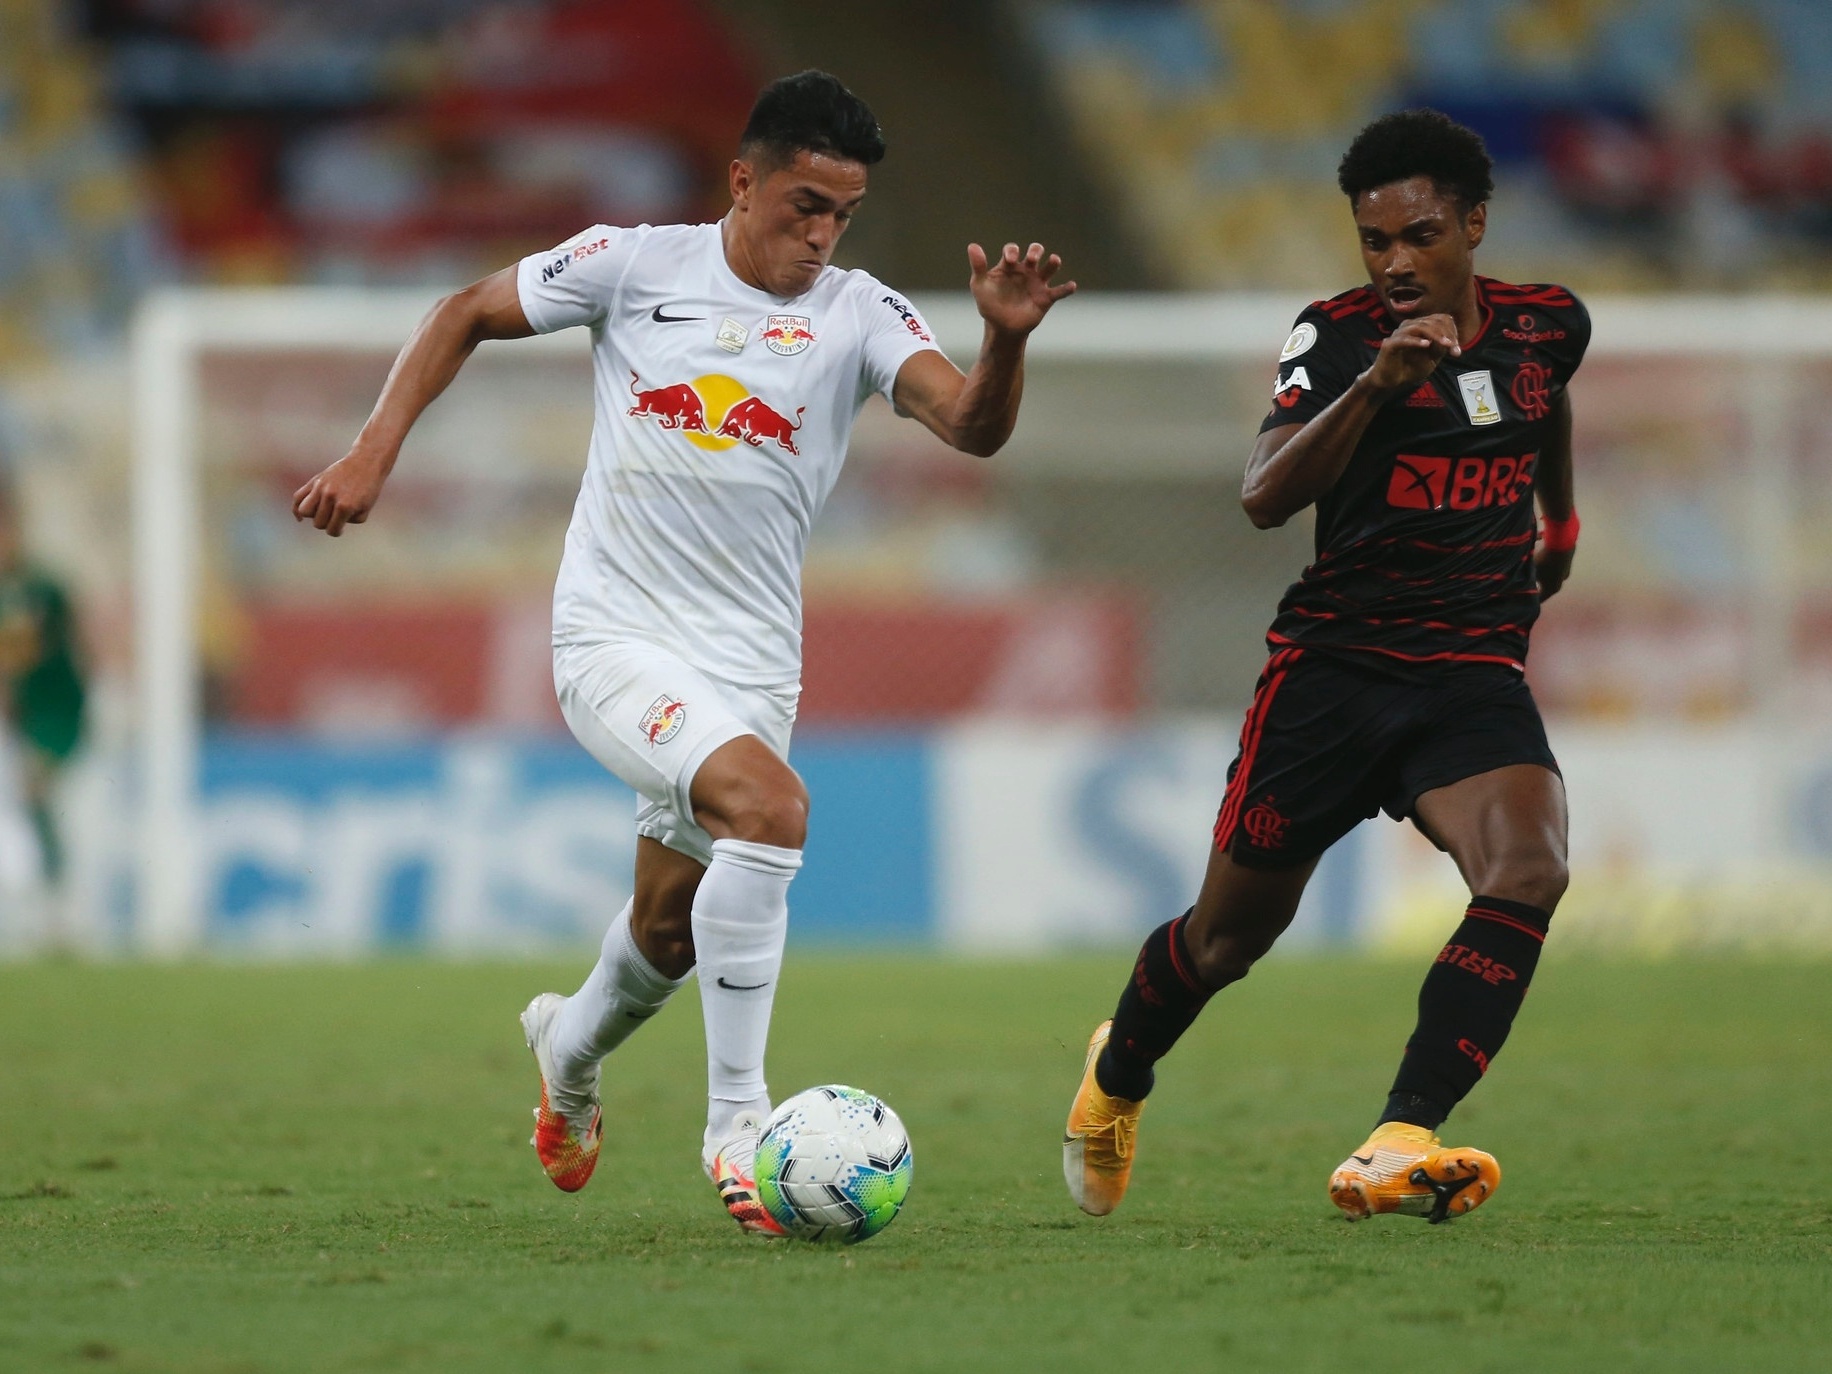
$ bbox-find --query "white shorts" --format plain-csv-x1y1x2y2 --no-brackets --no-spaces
553,638,799,865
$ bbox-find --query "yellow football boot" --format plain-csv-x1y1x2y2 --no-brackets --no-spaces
1328,1121,1500,1224
1063,1021,1145,1216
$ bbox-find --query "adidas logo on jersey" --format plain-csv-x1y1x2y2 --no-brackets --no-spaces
1405,383,1446,408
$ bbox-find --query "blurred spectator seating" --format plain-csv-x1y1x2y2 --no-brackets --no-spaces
1027,0,1832,292
83,0,758,283
0,0,153,364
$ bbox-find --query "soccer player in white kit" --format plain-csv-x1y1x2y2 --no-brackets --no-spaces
292,71,1074,1232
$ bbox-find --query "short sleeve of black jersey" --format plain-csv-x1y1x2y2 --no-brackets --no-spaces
1489,281,1590,388
1551,293,1591,388
1259,304,1365,433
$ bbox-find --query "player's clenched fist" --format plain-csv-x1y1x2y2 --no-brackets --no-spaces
1363,313,1462,393
1534,543,1574,601
292,449,389,538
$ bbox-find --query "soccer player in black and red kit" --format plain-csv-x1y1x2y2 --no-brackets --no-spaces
1063,110,1587,1224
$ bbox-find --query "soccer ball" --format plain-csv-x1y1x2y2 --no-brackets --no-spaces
753,1085,913,1244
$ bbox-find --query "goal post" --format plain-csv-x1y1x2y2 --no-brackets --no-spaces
127,287,1832,955
129,290,594,953
128,287,1329,953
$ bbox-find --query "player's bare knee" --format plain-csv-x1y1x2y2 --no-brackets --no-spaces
1483,851,1568,912
725,785,809,850
696,757,809,849
748,795,808,849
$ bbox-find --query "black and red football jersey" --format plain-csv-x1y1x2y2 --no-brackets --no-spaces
1255,276,1590,673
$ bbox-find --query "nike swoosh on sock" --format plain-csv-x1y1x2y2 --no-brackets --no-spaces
715,977,769,991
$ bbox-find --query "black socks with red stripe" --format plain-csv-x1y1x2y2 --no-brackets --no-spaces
1093,895,1549,1119
1094,912,1214,1101
1381,895,1551,1130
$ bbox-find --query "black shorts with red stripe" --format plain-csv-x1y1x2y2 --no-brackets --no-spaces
1213,649,1559,869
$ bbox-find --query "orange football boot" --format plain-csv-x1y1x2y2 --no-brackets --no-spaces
703,1111,785,1236
1328,1121,1500,1223
520,993,602,1193
1062,1021,1146,1216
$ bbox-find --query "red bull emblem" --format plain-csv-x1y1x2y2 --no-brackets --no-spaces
760,314,816,357
716,395,805,455
627,372,707,432
639,694,686,747
626,372,805,456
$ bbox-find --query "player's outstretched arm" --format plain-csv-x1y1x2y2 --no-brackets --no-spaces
1242,314,1460,529
292,268,534,537
1533,389,1576,599
892,241,1076,458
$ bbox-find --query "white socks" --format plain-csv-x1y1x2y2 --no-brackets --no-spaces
551,901,687,1082
692,837,801,1148
549,840,802,1153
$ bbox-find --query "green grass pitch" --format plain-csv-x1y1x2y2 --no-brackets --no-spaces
2,955,1829,1372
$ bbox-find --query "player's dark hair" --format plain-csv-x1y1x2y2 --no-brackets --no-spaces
739,70,885,170
1337,109,1493,213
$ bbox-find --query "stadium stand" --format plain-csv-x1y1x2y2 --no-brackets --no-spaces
1024,0,1832,290
28,0,1181,734
0,0,153,366
81,0,757,284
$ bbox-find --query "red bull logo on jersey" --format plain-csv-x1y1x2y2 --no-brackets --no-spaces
627,373,708,431
639,694,686,747
760,315,816,356
716,395,805,453
625,373,805,456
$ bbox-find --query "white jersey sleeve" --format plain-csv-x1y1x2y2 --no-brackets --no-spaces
516,225,645,334
856,278,944,402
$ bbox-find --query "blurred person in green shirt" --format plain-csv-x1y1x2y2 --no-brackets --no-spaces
0,492,86,885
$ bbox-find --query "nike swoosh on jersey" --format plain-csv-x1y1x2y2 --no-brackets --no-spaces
715,977,769,991
652,306,705,323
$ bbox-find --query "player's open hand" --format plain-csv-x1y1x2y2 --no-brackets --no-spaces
1365,313,1461,393
968,242,1076,337
292,448,389,537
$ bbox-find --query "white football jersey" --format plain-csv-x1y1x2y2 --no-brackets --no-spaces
516,221,941,685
